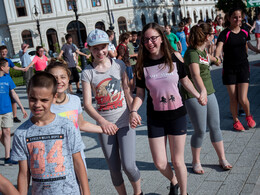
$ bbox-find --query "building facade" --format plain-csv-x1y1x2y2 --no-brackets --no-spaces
0,0,217,56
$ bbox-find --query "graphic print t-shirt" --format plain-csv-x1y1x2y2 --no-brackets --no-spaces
51,94,85,150
11,116,82,195
81,59,129,128
136,53,187,121
182,48,215,100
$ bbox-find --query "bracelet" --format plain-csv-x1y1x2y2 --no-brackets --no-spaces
215,57,219,63
130,110,137,113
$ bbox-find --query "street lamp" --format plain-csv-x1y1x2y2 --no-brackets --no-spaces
33,5,43,46
106,0,116,46
72,0,86,69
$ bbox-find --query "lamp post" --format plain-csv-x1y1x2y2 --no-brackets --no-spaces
72,0,86,69
33,5,43,46
106,0,116,46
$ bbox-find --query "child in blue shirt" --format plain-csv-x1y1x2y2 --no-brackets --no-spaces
176,22,188,57
0,58,27,166
0,45,26,123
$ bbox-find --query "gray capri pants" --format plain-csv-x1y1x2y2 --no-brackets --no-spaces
98,126,140,186
185,93,223,148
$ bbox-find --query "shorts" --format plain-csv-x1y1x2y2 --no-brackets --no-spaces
147,115,187,138
9,91,16,104
0,112,13,128
126,66,133,81
255,33,260,39
69,67,80,84
222,67,250,85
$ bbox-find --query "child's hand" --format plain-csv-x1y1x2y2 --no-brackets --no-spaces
100,120,118,135
197,92,207,106
130,112,141,129
21,108,28,118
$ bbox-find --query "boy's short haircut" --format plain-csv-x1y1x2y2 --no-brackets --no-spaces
119,32,130,43
0,45,7,51
0,58,8,68
106,29,114,37
65,34,72,41
27,72,57,96
131,31,137,35
165,24,171,29
178,22,185,28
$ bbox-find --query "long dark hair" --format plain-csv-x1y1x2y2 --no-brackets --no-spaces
136,23,174,80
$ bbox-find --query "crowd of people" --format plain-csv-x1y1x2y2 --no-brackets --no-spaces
0,7,260,195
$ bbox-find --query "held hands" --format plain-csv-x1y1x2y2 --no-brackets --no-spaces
214,56,221,66
197,91,207,106
130,112,142,129
100,119,118,135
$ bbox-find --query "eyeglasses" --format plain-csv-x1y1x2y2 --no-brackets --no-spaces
143,35,160,44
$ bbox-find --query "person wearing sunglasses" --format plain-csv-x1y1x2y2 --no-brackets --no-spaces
130,23,205,195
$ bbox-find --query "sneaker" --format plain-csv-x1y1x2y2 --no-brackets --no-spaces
13,117,21,123
233,120,245,131
4,158,18,166
76,89,82,94
246,115,256,128
238,109,246,117
168,182,179,195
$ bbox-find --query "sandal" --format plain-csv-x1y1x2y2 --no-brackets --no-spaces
219,159,232,170
192,163,204,174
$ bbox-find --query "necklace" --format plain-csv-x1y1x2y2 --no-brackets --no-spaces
56,94,67,104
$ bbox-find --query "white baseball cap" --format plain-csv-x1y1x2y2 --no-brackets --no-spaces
87,29,110,46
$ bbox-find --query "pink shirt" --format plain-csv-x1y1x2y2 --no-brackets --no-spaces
33,55,48,71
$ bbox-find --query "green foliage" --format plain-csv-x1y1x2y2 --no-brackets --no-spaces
54,43,61,53
12,76,24,86
9,63,23,77
216,0,246,13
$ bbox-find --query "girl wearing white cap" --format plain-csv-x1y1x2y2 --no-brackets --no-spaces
81,29,142,195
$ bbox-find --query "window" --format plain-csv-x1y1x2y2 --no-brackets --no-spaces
66,0,74,11
200,10,203,20
154,13,158,24
14,0,27,17
22,30,33,47
163,13,167,26
193,11,197,23
92,0,101,7
141,14,146,27
115,0,123,3
211,9,214,20
206,10,209,20
172,12,176,26
41,0,52,14
187,11,190,19
118,17,127,34
180,11,183,20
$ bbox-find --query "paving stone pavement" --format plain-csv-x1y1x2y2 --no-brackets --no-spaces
0,40,260,195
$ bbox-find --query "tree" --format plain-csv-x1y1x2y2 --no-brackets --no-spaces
216,0,246,13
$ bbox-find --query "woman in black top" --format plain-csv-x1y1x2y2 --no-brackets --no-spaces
130,23,205,195
216,8,257,131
